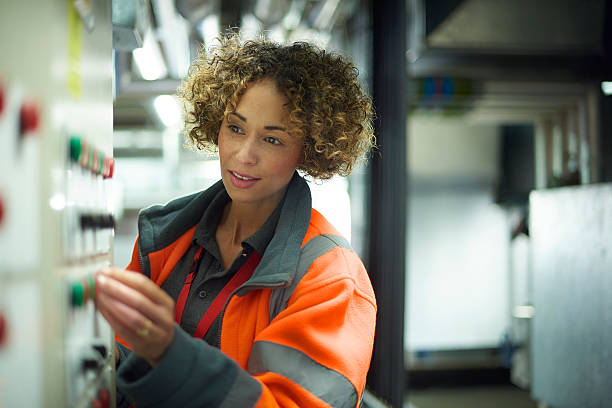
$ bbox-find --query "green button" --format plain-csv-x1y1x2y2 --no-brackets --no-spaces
72,282,84,307
98,151,104,174
69,137,81,162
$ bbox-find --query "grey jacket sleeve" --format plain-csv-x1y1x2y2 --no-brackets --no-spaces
115,342,134,408
115,324,262,408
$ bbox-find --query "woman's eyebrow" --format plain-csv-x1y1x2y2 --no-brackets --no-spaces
264,125,286,131
230,112,286,131
229,112,247,122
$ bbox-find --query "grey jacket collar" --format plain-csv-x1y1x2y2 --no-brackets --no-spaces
137,172,312,290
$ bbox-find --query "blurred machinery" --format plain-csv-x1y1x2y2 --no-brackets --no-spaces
0,1,115,407
404,2,611,403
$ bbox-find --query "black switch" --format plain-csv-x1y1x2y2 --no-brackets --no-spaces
92,214,104,229
107,214,116,230
92,344,108,359
79,214,93,230
82,357,100,372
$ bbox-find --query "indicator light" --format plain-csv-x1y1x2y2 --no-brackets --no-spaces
19,100,40,135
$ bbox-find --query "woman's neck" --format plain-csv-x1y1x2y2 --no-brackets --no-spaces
218,200,277,247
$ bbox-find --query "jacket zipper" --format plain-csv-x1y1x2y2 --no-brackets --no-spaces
138,244,149,277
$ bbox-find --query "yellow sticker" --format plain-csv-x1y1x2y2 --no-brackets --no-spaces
67,0,82,100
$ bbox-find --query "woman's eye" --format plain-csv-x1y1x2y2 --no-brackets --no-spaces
264,136,281,145
228,124,243,134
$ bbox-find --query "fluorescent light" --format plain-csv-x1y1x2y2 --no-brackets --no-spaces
241,13,263,41
314,0,341,30
153,95,181,127
269,25,286,44
49,193,66,211
132,29,168,80
198,14,220,49
602,81,612,95
513,305,535,319
151,0,190,78
283,0,305,30
288,25,330,48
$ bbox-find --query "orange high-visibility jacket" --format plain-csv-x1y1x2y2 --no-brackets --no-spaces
115,173,377,408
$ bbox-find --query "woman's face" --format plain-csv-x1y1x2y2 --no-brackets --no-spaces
218,79,302,210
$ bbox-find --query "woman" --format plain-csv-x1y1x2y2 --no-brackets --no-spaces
95,34,376,407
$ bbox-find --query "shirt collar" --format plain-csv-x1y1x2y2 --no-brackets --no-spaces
192,186,285,259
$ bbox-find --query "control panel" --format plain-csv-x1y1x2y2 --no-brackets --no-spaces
63,135,116,408
0,1,115,407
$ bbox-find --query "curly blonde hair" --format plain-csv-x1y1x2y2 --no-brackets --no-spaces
177,33,375,179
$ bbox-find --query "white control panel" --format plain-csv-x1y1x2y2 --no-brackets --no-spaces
0,1,115,407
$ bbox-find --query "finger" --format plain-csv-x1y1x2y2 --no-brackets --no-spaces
97,292,171,364
96,289,148,335
103,267,172,308
96,273,173,328
100,268,173,308
97,292,164,343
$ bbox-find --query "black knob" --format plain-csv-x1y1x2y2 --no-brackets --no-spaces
79,214,93,230
92,344,108,359
92,214,104,229
107,214,115,230
82,357,100,372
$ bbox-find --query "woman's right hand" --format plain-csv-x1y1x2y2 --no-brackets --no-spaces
95,267,176,367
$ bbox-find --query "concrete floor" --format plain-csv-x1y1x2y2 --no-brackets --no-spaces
406,384,537,408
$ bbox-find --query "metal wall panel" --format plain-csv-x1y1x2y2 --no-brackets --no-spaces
530,183,612,408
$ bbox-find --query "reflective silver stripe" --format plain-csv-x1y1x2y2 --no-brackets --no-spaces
219,367,262,408
248,340,358,408
268,234,353,323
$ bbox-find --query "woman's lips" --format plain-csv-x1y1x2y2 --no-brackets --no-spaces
228,170,259,189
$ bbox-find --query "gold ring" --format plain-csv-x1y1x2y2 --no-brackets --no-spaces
136,319,152,337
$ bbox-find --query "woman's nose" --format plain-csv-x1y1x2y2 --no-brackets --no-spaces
235,136,257,165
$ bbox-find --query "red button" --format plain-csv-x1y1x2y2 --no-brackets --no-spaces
19,100,40,135
0,81,5,116
90,399,103,408
91,148,99,174
0,311,7,347
102,157,109,178
0,194,4,226
98,389,110,407
107,158,114,179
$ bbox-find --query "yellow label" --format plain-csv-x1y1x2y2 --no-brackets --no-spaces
67,0,83,100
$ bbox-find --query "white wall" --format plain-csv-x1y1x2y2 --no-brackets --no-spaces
407,189,510,350
406,115,510,351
